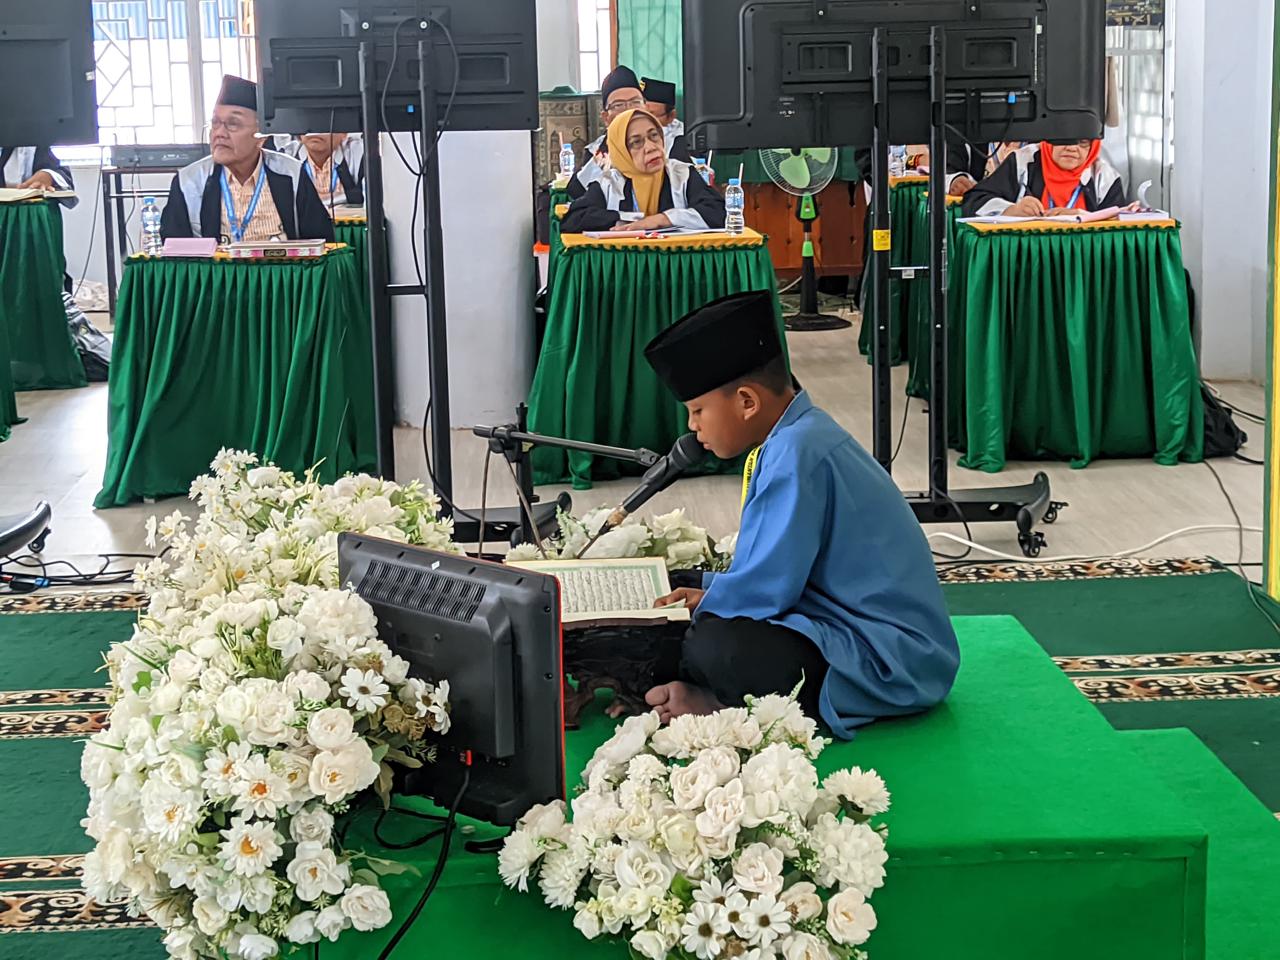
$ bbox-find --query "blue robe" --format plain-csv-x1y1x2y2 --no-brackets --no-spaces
698,392,960,738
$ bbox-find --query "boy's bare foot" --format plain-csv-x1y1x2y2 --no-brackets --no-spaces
644,681,724,724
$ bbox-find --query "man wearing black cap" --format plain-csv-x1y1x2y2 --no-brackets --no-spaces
642,291,960,738
569,65,646,199
641,77,690,159
160,75,334,243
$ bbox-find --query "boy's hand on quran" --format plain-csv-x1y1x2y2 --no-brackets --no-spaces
1006,196,1044,217
654,587,704,612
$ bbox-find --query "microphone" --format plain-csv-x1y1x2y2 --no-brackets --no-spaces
579,434,707,557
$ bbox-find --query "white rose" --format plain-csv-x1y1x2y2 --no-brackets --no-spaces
615,804,657,842
215,686,253,730
516,801,567,840
150,681,185,715
163,926,197,960
733,842,785,896
314,905,350,942
657,812,700,860
81,743,117,790
695,778,745,841
573,906,601,940
697,830,737,861
288,671,331,702
266,618,306,661
381,654,411,685
307,708,358,751
696,746,741,785
159,753,202,790
596,712,660,769
286,841,350,903
670,761,719,811
340,883,393,932
290,807,335,845
193,895,229,936
825,888,877,946
571,790,624,842
666,540,708,568
237,932,278,960
781,931,834,960
285,911,321,945
779,882,823,922
613,886,656,925
614,843,674,892
247,466,282,488
631,929,670,960
248,688,297,745
200,667,231,695
309,741,380,804
168,650,203,685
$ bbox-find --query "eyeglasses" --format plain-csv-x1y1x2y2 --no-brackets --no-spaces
606,96,646,113
626,128,665,152
210,117,256,134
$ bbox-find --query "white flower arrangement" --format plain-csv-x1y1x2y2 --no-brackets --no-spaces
498,691,890,960
80,450,459,960
506,508,736,572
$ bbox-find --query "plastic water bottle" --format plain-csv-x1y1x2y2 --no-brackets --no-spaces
889,144,908,179
724,178,745,235
141,197,163,255
694,157,712,184
559,142,576,180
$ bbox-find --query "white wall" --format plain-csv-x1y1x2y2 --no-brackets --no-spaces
1173,0,1274,381
382,131,536,429
537,0,578,90
60,162,171,290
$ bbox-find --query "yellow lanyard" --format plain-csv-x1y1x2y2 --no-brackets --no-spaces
740,446,761,512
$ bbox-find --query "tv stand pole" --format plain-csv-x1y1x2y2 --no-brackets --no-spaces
868,25,1063,558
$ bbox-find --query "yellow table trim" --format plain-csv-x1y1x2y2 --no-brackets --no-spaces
554,203,569,219
890,175,930,187
126,242,351,263
961,218,1179,234
333,216,368,225
559,227,766,251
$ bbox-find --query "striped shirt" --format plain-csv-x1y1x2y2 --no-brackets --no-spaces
220,155,285,243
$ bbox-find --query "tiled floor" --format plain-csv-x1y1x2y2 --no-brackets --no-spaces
0,322,1267,569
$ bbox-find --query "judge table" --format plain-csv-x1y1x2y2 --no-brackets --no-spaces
527,228,782,488
858,175,929,365
940,218,1203,472
0,198,86,423
94,245,376,507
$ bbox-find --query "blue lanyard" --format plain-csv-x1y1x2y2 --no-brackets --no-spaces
305,158,340,197
220,164,267,242
1046,183,1084,210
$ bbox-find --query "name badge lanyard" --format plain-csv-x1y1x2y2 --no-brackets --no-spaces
305,159,340,198
1044,183,1084,211
220,164,267,243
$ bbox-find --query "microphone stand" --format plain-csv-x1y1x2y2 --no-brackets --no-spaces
471,407,663,546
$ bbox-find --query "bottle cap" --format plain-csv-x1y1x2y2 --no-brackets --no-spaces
729,178,741,186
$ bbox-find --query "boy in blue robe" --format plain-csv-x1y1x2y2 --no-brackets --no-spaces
643,291,960,738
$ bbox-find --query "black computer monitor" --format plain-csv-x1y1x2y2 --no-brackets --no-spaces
337,533,564,826
255,0,539,135
0,0,98,145
682,0,1105,150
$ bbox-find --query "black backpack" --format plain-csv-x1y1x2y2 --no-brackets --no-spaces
1201,384,1247,459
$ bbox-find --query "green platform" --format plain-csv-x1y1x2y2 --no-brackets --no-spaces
317,616,1208,960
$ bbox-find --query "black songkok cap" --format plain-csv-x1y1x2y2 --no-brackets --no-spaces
645,291,783,401
641,78,677,107
216,75,258,112
601,65,642,104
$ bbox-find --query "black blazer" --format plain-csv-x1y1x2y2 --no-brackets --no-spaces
160,162,335,242
0,145,75,200
561,170,725,234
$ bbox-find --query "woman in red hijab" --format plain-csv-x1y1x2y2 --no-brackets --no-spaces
961,139,1126,218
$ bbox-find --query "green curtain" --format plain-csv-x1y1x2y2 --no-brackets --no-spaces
858,181,928,365
528,242,781,488
0,313,16,441
616,0,683,89
95,248,376,508
0,200,86,391
948,223,1204,472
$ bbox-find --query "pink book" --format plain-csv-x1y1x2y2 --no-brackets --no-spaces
162,237,218,257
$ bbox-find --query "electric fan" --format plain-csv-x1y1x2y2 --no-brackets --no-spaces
759,147,849,331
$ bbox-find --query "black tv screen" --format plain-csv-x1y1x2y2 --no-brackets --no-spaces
0,0,98,145
256,0,539,135
682,0,1105,150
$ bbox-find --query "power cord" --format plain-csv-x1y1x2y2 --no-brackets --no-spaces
0,551,157,589
374,764,471,960
927,522,1262,565
71,146,106,298
1202,460,1280,634
889,396,912,465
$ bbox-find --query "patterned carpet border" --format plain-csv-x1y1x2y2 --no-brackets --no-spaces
0,889,153,934
0,592,143,615
1056,650,1280,673
1074,669,1280,703
938,557,1218,584
0,856,85,884
0,711,107,740
0,689,110,710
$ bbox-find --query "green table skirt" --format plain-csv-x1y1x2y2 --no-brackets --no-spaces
905,197,963,398
314,618,1207,960
949,223,1204,472
528,241,781,488
95,247,377,507
334,221,370,321
858,182,928,365
0,199,86,391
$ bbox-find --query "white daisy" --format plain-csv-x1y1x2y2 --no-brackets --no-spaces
681,901,731,959
740,893,792,947
233,755,291,818
218,816,284,877
694,875,737,907
497,831,542,892
723,889,753,940
338,668,390,713
203,742,253,801
821,768,891,817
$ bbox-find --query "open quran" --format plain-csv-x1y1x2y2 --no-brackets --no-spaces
505,557,691,626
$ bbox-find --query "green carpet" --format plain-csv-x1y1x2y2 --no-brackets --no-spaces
1122,729,1280,960
941,560,1280,811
